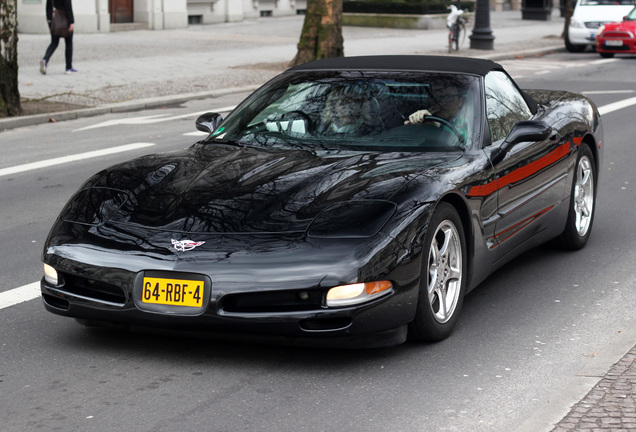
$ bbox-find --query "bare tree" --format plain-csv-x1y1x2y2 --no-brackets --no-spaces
0,0,21,117
562,0,574,39
290,0,344,67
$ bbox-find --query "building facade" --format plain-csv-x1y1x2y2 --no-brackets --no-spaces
17,0,307,33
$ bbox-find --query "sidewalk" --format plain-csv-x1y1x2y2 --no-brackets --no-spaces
4,9,565,130
4,9,636,431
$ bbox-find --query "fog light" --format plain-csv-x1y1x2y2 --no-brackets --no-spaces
43,264,58,285
326,281,392,307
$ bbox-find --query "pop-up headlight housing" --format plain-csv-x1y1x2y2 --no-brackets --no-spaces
307,200,396,238
60,187,129,226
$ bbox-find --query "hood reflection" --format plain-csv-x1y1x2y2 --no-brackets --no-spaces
78,145,458,234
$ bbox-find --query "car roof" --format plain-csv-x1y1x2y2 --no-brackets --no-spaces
287,55,504,77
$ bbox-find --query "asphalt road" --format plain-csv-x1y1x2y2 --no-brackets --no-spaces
1,52,635,432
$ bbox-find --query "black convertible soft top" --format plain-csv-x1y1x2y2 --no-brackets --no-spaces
288,55,505,77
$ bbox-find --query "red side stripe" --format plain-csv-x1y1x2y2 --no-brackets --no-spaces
468,142,571,197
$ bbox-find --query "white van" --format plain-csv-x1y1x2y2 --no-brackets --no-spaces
566,0,636,52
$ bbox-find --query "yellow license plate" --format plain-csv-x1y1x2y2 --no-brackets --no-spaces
141,277,204,308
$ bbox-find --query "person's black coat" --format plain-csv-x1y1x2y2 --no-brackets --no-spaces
46,0,74,25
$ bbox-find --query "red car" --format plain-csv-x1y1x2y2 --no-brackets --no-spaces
597,6,636,57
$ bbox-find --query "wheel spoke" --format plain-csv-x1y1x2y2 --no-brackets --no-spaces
438,227,453,257
580,201,591,217
428,238,440,297
436,287,449,321
448,266,462,283
580,168,591,188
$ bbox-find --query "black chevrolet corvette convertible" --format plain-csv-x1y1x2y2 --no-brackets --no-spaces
41,56,603,348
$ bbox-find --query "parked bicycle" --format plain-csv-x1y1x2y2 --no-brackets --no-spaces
447,4,468,52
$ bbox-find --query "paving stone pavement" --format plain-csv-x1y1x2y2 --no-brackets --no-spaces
551,346,636,431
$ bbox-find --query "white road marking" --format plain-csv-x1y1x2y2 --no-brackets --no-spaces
73,105,236,132
0,282,40,310
590,58,618,65
583,90,635,95
183,131,209,137
0,96,633,310
0,143,155,178
502,57,618,77
598,96,636,115
507,61,565,70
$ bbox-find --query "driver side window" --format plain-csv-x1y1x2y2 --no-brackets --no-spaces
485,71,532,143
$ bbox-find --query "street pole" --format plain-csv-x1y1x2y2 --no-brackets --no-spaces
469,0,495,50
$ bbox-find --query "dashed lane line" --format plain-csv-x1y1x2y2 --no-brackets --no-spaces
502,57,617,78
0,142,155,178
0,282,40,310
598,96,636,116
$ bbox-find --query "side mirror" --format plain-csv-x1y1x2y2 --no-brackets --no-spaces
504,120,552,148
490,120,553,165
196,113,224,134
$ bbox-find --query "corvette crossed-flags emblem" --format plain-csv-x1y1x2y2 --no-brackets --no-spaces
171,239,205,252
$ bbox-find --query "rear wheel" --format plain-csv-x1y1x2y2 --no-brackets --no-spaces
557,144,596,250
409,203,467,342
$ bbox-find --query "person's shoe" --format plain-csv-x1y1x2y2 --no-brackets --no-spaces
65,68,78,74
40,59,47,75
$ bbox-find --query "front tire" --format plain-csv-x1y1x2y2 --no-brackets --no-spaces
409,203,467,342
557,144,596,250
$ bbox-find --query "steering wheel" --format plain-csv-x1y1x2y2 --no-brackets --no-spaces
267,110,313,134
417,115,465,145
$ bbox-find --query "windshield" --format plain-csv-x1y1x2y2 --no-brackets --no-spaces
626,6,636,18
207,71,481,152
579,0,634,5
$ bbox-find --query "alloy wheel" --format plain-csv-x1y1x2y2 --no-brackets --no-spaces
427,220,463,324
574,155,594,237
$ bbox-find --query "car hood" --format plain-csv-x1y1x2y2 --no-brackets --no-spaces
62,143,459,235
602,19,636,31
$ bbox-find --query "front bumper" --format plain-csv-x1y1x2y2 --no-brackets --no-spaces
568,26,599,45
596,36,636,53
41,275,416,348
40,231,422,348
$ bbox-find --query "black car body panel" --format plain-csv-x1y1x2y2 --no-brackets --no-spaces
41,56,603,347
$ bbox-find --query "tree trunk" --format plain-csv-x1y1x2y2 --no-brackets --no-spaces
562,0,574,39
289,0,344,67
0,0,21,117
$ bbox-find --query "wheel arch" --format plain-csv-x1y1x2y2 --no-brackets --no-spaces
437,192,475,286
579,133,601,186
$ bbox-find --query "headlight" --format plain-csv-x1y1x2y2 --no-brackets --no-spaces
307,200,396,238
326,281,393,307
43,264,59,285
570,19,585,29
597,25,605,35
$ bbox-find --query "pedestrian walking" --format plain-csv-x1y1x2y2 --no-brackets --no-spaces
40,0,77,75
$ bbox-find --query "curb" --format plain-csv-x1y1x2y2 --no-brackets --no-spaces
1,46,565,132
0,85,261,132
515,323,636,432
